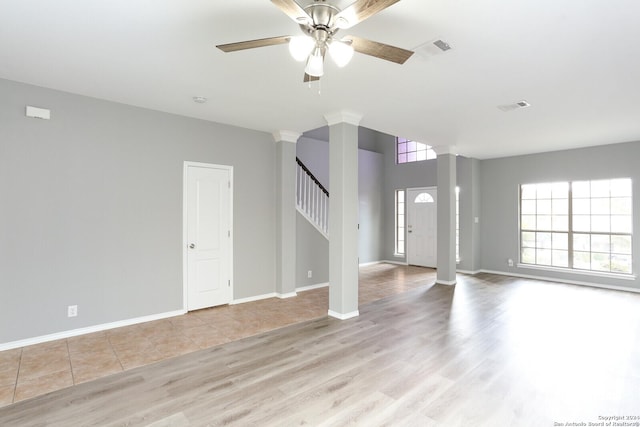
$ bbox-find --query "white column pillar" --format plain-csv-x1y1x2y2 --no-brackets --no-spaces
273,130,300,298
434,145,457,285
325,111,362,319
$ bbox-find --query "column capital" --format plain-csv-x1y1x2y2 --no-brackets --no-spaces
272,130,301,143
433,145,458,156
324,111,363,127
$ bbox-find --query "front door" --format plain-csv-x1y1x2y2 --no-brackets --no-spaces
184,162,232,310
407,187,437,268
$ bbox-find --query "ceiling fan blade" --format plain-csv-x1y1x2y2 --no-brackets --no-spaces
334,0,401,29
344,35,413,64
303,73,320,82
216,36,291,52
271,0,313,24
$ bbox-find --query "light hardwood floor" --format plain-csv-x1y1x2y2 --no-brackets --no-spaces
0,263,434,407
1,266,639,426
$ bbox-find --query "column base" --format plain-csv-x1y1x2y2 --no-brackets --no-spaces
328,309,360,320
276,292,297,299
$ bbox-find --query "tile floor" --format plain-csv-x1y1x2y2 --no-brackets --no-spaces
0,263,435,407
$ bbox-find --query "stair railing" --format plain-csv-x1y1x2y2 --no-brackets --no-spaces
296,157,329,238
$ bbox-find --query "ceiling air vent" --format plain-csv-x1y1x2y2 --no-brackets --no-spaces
413,39,453,59
497,100,531,112
433,39,451,52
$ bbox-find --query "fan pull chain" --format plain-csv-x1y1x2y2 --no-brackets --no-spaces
306,79,322,95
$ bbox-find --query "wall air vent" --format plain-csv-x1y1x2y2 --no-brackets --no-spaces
497,100,531,112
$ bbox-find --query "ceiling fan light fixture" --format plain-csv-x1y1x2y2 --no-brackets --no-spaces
289,35,315,62
305,48,324,77
329,40,354,67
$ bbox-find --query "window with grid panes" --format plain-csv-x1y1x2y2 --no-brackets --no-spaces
520,179,632,274
397,138,436,164
396,190,405,255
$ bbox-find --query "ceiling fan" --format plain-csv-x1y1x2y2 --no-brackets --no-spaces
216,0,414,81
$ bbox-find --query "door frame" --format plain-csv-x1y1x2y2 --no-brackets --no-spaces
182,161,234,311
406,186,437,267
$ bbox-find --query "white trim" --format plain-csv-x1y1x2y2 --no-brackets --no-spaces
432,145,458,156
516,263,636,281
436,279,457,286
457,268,481,275
183,162,234,312
383,259,409,266
480,269,640,294
296,206,329,239
231,292,277,305
0,310,186,352
276,292,298,299
324,110,363,127
297,282,329,292
328,310,360,320
359,260,383,267
272,130,301,143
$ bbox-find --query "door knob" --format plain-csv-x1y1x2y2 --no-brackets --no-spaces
189,243,195,249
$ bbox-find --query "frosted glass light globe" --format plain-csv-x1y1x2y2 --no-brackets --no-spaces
289,36,315,62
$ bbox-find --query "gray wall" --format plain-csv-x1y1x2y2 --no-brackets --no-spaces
295,212,329,287
480,141,640,291
0,78,276,343
296,136,329,189
358,149,384,264
375,133,479,266
457,157,482,272
295,132,385,276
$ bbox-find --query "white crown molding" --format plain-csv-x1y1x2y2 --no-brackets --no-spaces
433,145,458,156
272,130,301,143
324,111,363,127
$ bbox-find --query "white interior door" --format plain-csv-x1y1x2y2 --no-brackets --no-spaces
407,187,437,268
184,163,232,310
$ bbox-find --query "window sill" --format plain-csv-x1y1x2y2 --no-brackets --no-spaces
516,263,637,281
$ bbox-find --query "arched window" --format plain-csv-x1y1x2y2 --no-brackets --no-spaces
414,193,434,203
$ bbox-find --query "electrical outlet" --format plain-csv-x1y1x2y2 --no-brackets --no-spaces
68,305,78,318
307,270,312,278
507,259,514,267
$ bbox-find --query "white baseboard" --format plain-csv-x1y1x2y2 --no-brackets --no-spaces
479,269,640,294
456,269,481,275
382,259,409,266
231,292,277,305
276,292,297,299
297,282,329,292
359,260,383,267
435,279,457,286
328,309,359,320
0,309,186,352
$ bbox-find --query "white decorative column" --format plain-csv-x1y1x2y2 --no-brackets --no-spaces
434,145,457,285
273,130,300,298
325,111,362,319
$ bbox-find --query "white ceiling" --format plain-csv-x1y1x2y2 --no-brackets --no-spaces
2,0,640,159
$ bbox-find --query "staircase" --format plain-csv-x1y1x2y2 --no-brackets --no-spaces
296,157,329,239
